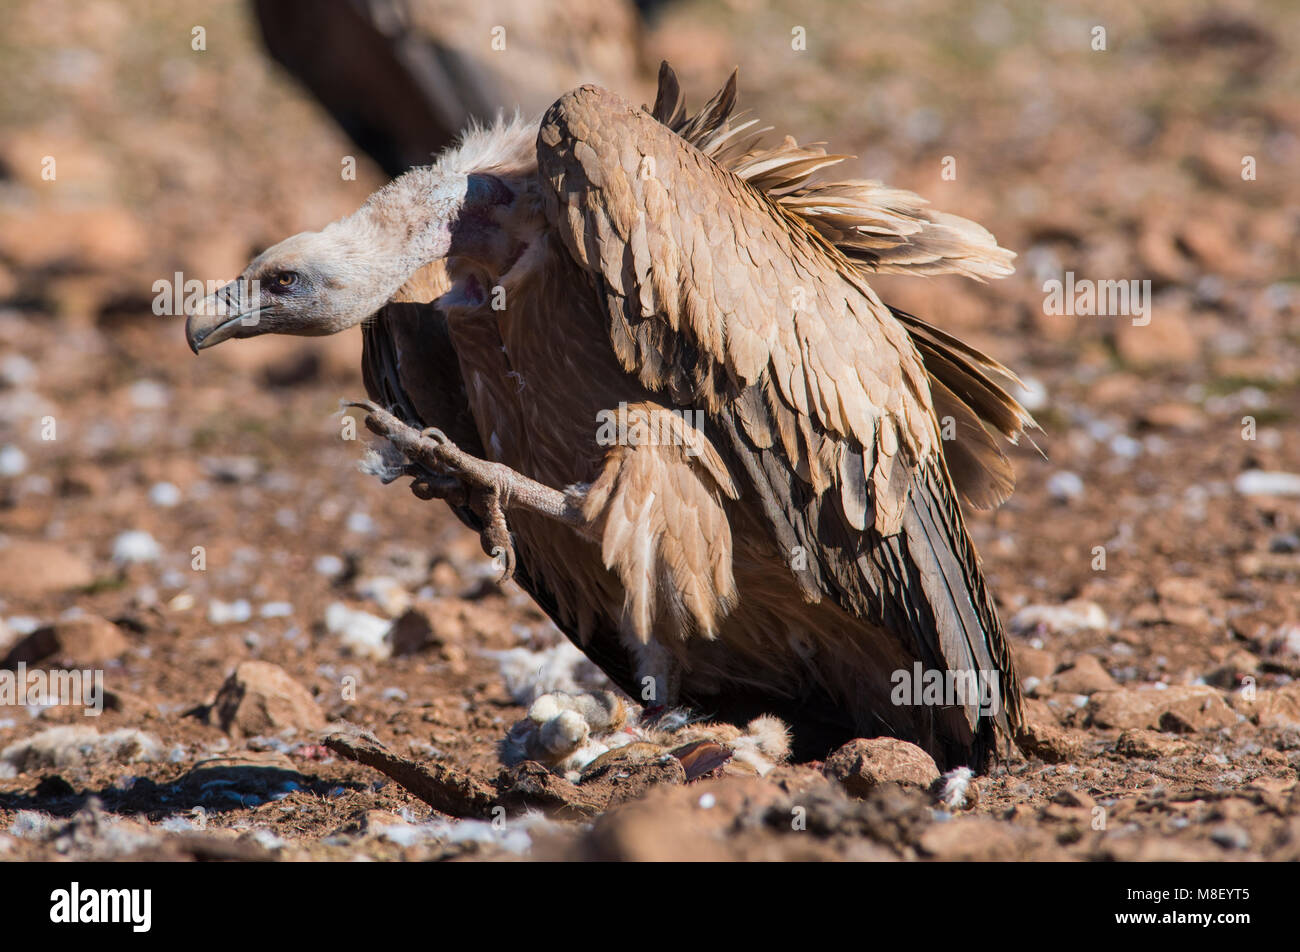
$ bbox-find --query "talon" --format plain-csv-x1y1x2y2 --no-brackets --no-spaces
491,542,516,583
409,478,437,500
403,467,463,502
419,427,450,447
483,485,516,582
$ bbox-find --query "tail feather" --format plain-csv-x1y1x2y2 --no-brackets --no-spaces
900,459,1024,762
890,305,1043,511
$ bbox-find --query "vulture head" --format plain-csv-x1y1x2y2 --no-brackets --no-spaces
185,155,530,354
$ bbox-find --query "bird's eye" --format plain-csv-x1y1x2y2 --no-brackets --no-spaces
270,271,299,291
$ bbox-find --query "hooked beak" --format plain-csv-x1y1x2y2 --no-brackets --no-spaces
186,311,241,353
185,286,263,354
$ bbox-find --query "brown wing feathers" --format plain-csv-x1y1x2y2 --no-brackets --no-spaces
650,64,1029,743
647,62,1037,512
541,67,1028,759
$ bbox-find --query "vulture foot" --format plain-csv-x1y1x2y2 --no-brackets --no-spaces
392,463,464,504
348,400,587,582
405,469,464,502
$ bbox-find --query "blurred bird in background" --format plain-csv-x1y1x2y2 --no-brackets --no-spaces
252,0,650,176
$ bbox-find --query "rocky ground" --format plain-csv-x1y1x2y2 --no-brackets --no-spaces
0,0,1298,861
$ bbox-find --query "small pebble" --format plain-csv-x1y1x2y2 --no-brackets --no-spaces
208,599,252,625
314,554,345,577
1046,471,1084,502
112,530,161,565
129,380,170,409
1235,470,1300,497
148,481,182,507
0,446,27,477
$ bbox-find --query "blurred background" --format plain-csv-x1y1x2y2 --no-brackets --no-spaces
0,0,1298,860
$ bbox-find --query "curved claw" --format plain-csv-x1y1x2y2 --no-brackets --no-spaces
402,467,464,503
418,427,451,449
489,541,516,583
483,485,516,583
409,477,439,500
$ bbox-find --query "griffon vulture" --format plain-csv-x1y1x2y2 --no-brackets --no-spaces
254,0,646,177
187,65,1037,770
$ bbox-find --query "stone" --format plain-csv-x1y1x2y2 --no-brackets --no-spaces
1114,729,1189,759
1088,685,1236,733
103,688,158,719
1235,470,1300,497
110,530,161,565
823,738,940,797
918,817,1018,861
0,541,95,597
1232,683,1300,729
1045,471,1084,502
1236,552,1300,580
1051,789,1096,810
1017,711,1086,763
210,661,325,738
1155,576,1206,605
1115,307,1199,369
1048,655,1118,696
1204,649,1259,690
1011,643,1057,682
1139,402,1206,432
57,464,110,498
2,615,129,667
386,608,435,657
573,778,766,861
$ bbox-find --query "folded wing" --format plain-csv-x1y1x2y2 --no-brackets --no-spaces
536,76,1025,744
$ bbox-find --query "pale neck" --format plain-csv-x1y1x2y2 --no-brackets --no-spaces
345,166,458,293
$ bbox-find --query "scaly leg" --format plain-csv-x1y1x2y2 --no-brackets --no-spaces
347,400,588,581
